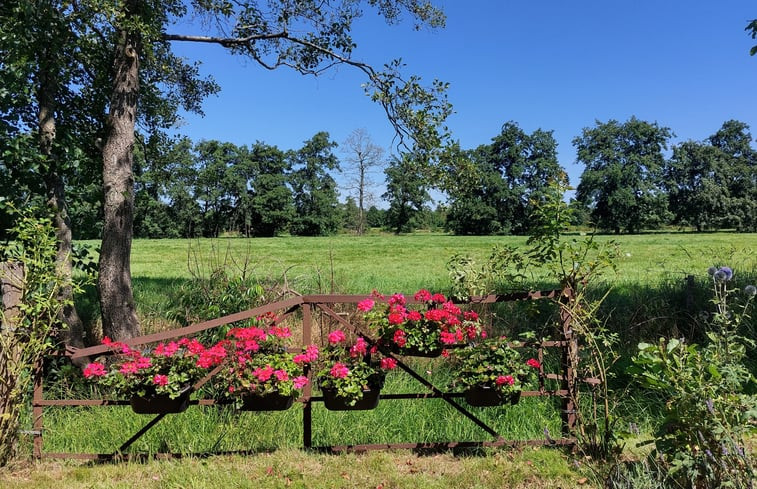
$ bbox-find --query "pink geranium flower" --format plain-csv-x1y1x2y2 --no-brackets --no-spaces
330,362,350,379
119,362,138,375
350,337,368,357
407,310,422,321
357,298,375,312
253,365,274,382
414,289,432,302
328,330,347,345
440,331,457,345
393,329,407,347
152,374,169,386
380,357,397,370
83,362,107,378
495,375,515,386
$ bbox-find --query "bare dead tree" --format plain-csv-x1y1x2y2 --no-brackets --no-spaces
341,129,385,234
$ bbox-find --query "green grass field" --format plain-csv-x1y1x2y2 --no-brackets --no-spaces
3,232,755,488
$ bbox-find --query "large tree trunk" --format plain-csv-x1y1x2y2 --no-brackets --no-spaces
98,7,141,340
37,46,87,354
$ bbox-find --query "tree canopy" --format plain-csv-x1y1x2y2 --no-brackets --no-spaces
575,117,673,233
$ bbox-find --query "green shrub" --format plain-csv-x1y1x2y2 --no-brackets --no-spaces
630,267,756,488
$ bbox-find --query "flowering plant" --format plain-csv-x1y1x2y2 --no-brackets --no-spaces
359,289,483,356
449,337,540,396
83,337,227,399
316,329,398,406
214,320,318,406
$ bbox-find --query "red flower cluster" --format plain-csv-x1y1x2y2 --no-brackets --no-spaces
84,336,227,384
361,289,484,354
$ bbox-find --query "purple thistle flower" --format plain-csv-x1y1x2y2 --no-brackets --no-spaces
721,443,729,456
745,285,757,297
707,266,718,276
718,266,733,281
714,270,727,282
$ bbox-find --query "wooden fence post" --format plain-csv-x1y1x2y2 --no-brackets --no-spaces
1,262,28,461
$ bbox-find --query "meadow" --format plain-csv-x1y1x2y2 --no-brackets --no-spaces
3,232,755,488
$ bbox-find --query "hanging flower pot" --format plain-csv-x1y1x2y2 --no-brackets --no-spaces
463,385,521,407
238,391,296,411
130,390,191,414
321,386,381,411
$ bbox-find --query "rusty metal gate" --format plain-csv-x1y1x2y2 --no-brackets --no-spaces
31,289,581,460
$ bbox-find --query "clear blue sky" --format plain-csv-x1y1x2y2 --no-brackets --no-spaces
170,1,757,205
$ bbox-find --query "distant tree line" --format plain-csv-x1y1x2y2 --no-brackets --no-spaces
1,118,754,239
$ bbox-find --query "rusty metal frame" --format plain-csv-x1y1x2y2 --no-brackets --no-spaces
32,290,583,460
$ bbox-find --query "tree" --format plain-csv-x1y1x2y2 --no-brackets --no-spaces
665,141,730,231
4,1,450,340
747,19,757,56
0,0,106,349
575,117,673,233
341,129,385,235
100,0,450,338
445,146,504,235
289,132,341,236
193,140,252,237
383,154,430,233
247,142,294,237
707,120,756,231
365,205,386,228
446,122,563,235
341,197,361,233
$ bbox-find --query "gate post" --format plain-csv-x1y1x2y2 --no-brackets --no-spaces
302,301,313,449
1,262,33,460
559,285,578,437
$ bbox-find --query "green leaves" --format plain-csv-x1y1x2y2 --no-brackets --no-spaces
747,19,757,55
630,271,757,486
575,117,673,233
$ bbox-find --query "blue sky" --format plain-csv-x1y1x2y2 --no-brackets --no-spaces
170,1,757,205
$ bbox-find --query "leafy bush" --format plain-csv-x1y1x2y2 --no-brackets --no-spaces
0,206,73,466
630,267,756,488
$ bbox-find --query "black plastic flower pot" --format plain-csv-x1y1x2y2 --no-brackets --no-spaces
464,385,521,407
238,391,296,411
321,386,381,411
130,390,191,414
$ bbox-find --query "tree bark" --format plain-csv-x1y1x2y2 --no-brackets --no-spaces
0,262,23,466
37,45,87,354
98,5,141,340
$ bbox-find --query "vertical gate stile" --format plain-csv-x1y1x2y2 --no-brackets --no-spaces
302,300,312,449
559,285,577,438
33,359,43,459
